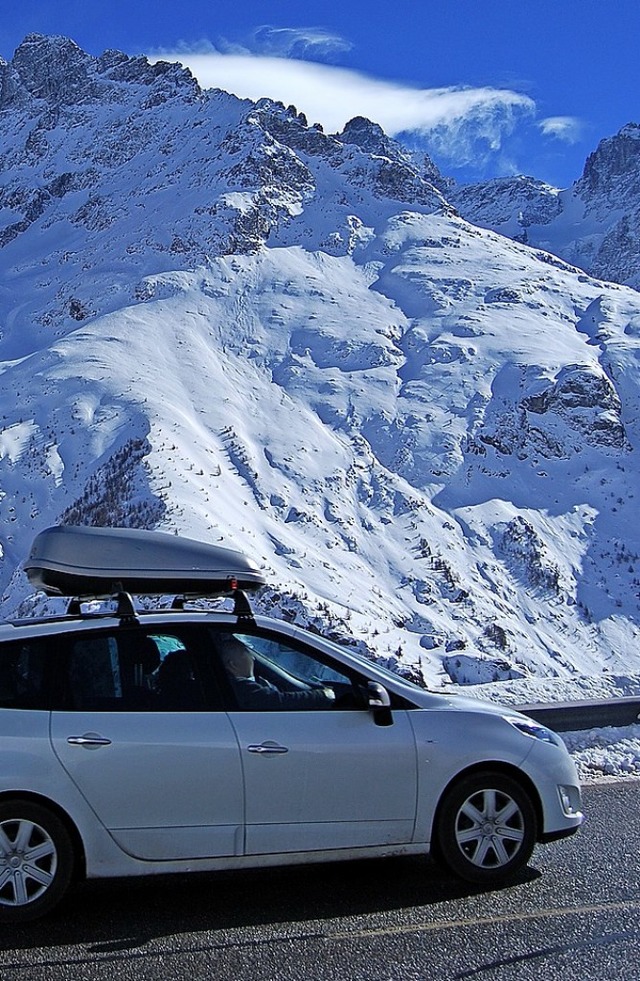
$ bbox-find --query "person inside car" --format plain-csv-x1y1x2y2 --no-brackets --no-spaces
220,636,335,710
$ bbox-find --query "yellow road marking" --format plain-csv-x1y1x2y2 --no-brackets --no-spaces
329,897,640,942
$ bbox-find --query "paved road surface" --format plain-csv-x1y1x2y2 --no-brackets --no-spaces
0,782,638,980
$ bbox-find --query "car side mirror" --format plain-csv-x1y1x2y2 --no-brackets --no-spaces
367,681,393,727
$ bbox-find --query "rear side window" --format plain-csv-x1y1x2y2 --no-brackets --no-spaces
63,628,210,712
0,640,49,709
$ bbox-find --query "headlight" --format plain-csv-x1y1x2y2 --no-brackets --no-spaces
504,715,562,746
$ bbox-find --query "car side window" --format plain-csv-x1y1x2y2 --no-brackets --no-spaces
208,627,365,712
0,639,49,709
63,628,209,712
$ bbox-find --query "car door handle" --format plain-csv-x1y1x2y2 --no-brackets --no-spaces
247,742,289,755
67,734,112,748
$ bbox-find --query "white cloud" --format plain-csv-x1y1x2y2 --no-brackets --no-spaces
243,25,353,60
538,116,584,144
154,26,352,61
152,50,535,170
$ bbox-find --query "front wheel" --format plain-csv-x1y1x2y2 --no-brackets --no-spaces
435,772,537,884
0,800,75,922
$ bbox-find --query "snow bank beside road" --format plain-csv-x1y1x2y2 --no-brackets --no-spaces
564,724,640,783
468,673,640,707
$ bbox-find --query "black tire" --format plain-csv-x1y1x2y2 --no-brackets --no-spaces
435,771,537,885
0,799,75,923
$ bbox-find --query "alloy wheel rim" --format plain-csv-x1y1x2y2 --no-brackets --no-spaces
454,788,525,869
0,819,58,906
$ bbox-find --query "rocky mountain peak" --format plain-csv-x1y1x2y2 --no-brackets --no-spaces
339,116,403,157
96,49,200,100
452,120,640,290
451,175,562,241
577,121,640,201
5,33,200,109
10,33,95,103
0,34,452,331
241,104,450,217
338,115,451,194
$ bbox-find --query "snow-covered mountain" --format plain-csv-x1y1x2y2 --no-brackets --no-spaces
452,123,640,291
2,33,640,697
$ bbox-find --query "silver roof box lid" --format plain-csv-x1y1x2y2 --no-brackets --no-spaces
24,526,266,597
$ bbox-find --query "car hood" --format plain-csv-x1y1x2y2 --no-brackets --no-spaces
394,684,532,722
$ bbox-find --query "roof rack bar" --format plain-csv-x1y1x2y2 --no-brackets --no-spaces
64,588,139,624
168,582,255,621
114,590,138,623
62,581,254,623
66,597,82,616
232,588,255,622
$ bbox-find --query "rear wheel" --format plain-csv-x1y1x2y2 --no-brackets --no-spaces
435,772,537,884
0,800,75,922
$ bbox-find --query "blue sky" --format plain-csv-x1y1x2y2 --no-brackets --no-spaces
1,0,638,187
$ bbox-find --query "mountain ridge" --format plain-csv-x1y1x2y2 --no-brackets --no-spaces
452,123,640,290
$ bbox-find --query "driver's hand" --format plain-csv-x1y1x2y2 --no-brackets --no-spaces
322,687,336,701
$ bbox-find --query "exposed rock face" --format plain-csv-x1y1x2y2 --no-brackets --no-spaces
452,176,562,243
339,116,407,158
338,116,454,198
571,124,640,286
577,123,640,202
521,365,629,452
471,364,629,461
255,107,450,211
497,517,562,593
3,34,200,107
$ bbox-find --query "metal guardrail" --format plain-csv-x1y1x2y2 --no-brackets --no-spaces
515,697,640,732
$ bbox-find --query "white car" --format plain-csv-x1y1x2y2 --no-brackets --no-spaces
0,526,583,922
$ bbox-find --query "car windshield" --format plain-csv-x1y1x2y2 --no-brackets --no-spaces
303,631,428,695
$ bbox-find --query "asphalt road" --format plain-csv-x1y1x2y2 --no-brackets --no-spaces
0,782,638,981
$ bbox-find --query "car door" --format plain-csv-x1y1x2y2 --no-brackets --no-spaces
49,624,244,862
209,626,418,855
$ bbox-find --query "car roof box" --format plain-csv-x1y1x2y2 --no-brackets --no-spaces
24,526,266,597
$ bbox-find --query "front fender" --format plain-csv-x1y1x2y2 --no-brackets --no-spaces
408,709,535,843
